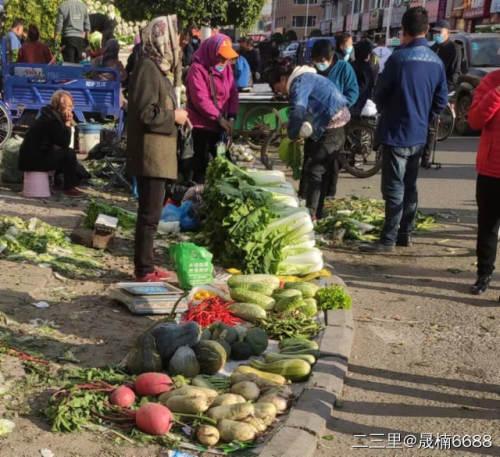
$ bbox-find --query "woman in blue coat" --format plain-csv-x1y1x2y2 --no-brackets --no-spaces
267,59,349,219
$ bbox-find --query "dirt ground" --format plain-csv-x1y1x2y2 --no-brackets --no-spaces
0,137,498,457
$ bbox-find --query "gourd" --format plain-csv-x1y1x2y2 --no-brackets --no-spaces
230,381,260,401
228,274,280,290
125,332,163,374
250,359,312,382
279,338,319,351
234,366,287,385
215,339,232,359
193,340,227,374
228,303,267,322
244,327,268,356
264,352,316,365
230,341,253,360
207,402,255,421
152,321,201,365
284,281,319,298
275,295,304,314
230,289,275,310
218,419,257,442
168,346,200,378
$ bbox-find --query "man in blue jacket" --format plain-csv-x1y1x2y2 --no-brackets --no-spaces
362,6,448,252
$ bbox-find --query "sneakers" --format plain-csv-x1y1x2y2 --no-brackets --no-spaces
470,275,492,296
63,187,85,198
359,242,395,253
136,268,175,283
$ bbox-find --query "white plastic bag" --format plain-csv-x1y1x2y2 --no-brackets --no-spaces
361,99,378,117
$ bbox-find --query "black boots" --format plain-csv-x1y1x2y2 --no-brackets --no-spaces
470,275,492,295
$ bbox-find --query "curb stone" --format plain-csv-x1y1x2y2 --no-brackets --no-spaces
258,275,354,457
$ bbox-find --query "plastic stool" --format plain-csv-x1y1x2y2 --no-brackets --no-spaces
23,172,51,198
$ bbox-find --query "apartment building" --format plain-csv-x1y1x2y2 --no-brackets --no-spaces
272,0,325,38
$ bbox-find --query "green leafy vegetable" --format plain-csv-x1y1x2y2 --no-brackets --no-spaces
315,286,352,311
84,200,136,231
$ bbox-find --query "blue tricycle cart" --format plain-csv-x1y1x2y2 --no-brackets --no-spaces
0,44,122,148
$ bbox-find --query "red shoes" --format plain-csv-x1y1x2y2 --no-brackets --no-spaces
136,268,175,283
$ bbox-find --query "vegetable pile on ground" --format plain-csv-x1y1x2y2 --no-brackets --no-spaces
315,196,436,243
0,216,102,277
84,200,137,232
202,157,323,275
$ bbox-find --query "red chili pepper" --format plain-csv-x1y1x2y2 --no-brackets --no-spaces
182,296,242,327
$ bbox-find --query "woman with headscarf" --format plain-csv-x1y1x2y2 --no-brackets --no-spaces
126,16,188,282
185,34,239,183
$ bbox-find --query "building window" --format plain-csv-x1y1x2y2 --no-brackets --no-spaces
292,15,317,26
293,0,318,4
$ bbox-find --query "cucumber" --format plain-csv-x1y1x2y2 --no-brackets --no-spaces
230,289,275,310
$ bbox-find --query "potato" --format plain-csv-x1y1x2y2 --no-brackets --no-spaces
211,393,247,407
163,395,211,414
207,402,254,421
197,425,220,446
159,385,218,403
218,419,257,443
231,381,260,401
253,402,277,426
243,416,267,433
258,394,288,414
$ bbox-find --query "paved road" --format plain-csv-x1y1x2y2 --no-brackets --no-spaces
317,137,500,457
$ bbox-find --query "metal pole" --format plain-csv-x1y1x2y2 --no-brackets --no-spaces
305,0,309,38
385,0,394,43
272,0,277,32
350,0,355,32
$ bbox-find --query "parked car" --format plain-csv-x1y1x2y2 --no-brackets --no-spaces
281,42,300,60
450,32,500,134
296,37,336,65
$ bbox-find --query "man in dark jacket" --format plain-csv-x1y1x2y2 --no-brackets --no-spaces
362,6,448,252
239,38,261,82
431,19,461,91
18,91,82,197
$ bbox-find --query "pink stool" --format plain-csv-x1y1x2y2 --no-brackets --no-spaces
23,172,51,198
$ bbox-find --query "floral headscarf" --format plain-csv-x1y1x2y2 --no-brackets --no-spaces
141,15,182,87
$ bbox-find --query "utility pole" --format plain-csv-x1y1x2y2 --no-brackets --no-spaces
349,0,356,32
272,0,277,32
305,0,310,38
385,0,394,43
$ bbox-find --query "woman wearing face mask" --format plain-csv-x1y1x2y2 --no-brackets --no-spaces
336,33,354,62
185,34,239,183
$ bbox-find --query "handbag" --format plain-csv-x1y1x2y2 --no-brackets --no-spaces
178,121,195,161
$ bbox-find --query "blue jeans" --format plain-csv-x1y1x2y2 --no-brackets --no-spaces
380,145,425,245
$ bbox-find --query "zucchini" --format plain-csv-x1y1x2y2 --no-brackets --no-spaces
284,281,320,298
234,365,287,385
228,274,280,290
230,289,275,311
229,303,267,322
264,352,316,365
275,296,303,314
280,348,320,358
279,338,319,351
250,359,312,382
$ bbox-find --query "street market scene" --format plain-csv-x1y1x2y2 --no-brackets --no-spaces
0,0,499,455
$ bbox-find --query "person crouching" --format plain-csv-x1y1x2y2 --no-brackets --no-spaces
18,90,83,197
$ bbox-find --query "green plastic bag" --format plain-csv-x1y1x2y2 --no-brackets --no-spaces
170,242,214,290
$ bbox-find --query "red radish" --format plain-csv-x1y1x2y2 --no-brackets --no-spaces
135,403,173,435
109,386,136,408
134,372,172,396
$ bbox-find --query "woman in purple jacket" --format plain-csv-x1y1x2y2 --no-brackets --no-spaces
185,34,239,183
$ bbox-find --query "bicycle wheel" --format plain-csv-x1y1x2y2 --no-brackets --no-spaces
241,106,282,151
0,103,13,149
342,121,382,178
437,104,454,142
